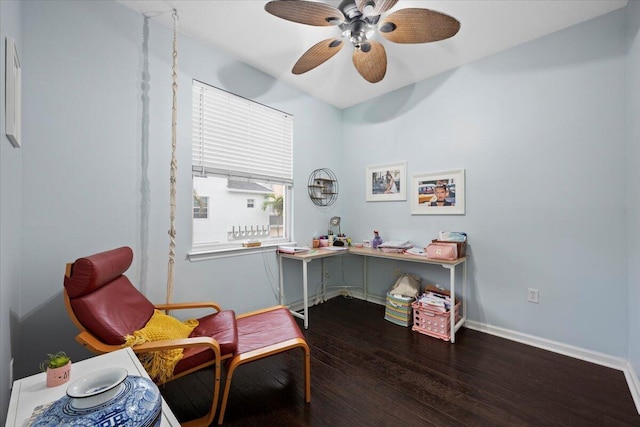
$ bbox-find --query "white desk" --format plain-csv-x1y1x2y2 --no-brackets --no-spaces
5,348,180,427
278,248,341,329
278,247,467,343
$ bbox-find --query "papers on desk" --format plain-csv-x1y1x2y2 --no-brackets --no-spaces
324,246,348,251
403,247,428,257
378,241,413,253
277,246,310,254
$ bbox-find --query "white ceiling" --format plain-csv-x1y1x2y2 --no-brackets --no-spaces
117,0,628,109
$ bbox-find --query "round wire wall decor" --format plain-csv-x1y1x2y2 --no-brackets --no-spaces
307,168,338,207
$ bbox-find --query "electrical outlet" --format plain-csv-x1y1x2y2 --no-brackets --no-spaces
324,268,330,278
527,288,539,304
393,267,401,277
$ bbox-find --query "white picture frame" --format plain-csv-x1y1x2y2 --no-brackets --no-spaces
5,37,21,148
366,162,407,202
411,169,466,215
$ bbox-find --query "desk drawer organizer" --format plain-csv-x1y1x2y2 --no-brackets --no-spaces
384,293,414,327
411,301,461,340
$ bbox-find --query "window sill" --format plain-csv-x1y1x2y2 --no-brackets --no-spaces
187,241,295,262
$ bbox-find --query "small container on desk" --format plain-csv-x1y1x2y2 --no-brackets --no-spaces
412,301,461,341
431,240,466,257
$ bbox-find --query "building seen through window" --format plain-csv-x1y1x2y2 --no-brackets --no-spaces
192,177,286,246
191,80,292,250
192,194,208,219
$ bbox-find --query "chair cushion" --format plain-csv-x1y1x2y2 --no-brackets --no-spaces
236,307,304,355
65,247,133,299
174,310,238,375
70,276,155,345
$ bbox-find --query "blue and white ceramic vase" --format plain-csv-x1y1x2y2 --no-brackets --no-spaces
32,368,162,427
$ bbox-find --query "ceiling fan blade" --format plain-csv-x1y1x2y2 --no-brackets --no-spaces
265,0,345,26
352,41,387,83
292,38,344,75
373,0,399,15
378,8,460,44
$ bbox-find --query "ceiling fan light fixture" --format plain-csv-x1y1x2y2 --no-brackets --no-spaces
355,0,375,16
342,2,363,20
349,20,367,47
362,3,375,17
365,25,375,39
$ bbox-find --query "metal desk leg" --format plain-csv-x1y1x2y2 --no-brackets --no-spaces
302,259,309,329
363,256,368,301
279,255,309,329
278,254,284,306
462,260,467,323
321,258,326,303
448,264,456,343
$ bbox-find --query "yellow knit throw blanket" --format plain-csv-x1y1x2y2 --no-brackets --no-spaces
123,309,198,383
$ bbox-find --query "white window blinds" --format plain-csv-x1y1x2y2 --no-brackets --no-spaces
192,80,293,185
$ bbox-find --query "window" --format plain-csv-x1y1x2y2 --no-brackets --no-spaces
193,194,209,219
192,80,293,251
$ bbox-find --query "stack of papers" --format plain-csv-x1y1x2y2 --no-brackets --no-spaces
416,291,452,312
378,241,414,253
277,246,310,254
404,247,428,257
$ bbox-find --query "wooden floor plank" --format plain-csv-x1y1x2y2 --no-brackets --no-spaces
160,297,640,426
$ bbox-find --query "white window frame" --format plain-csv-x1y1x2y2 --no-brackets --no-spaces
190,80,293,256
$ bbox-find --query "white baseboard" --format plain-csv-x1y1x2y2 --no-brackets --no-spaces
464,320,627,369
625,361,640,415
288,287,386,312
465,320,640,415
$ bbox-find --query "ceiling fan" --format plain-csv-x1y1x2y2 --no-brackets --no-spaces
264,0,460,84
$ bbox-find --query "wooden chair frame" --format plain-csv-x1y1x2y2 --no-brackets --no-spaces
64,284,227,427
64,263,311,426
217,306,311,424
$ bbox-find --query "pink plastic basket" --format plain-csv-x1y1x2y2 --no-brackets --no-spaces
411,301,461,341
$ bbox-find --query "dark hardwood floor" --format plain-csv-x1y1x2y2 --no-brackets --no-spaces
160,297,640,426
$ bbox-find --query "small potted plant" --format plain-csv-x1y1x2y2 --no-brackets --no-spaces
40,351,71,387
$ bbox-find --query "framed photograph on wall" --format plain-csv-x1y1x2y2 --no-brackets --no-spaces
411,169,465,215
366,162,406,202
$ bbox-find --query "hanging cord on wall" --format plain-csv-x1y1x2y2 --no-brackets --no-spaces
166,9,179,305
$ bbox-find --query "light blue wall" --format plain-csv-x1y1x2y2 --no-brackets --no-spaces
342,8,629,355
14,0,343,379
626,0,640,384
1,0,639,421
0,1,22,425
